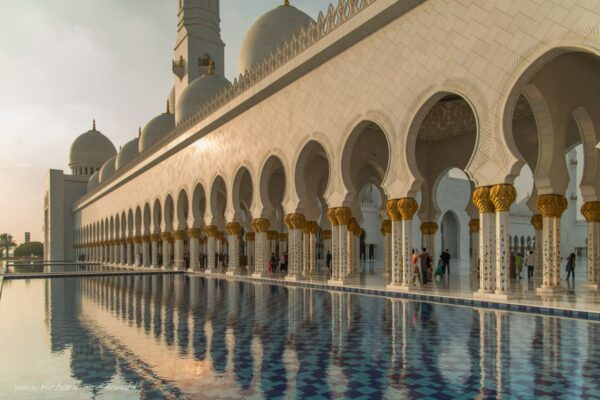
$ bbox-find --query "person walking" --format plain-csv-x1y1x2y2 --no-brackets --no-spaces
565,252,576,281
525,250,535,279
412,249,422,286
269,252,276,275
441,249,451,275
326,251,332,275
279,252,286,273
419,248,431,284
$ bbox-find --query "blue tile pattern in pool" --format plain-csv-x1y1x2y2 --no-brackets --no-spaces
0,274,599,399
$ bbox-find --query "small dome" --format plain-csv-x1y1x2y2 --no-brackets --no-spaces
115,138,140,171
98,156,116,183
139,105,175,152
176,73,230,124
68,121,117,174
238,3,313,74
87,170,100,191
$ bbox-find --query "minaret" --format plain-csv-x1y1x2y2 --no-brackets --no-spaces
173,0,225,103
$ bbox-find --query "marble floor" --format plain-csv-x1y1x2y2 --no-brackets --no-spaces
197,259,600,315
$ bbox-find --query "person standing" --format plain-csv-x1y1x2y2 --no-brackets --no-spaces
565,252,576,281
509,251,516,279
515,252,523,279
419,248,431,284
326,251,332,274
525,250,535,279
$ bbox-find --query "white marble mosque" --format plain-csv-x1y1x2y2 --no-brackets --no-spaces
43,0,600,300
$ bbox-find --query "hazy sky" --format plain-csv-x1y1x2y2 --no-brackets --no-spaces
0,0,331,242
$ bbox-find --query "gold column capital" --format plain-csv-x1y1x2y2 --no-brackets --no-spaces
150,233,161,242
335,207,352,226
489,184,516,212
322,229,332,239
386,199,401,221
172,230,186,240
204,225,218,237
289,213,306,230
226,222,241,235
245,232,255,241
530,214,543,230
187,227,202,239
141,235,150,243
536,194,568,218
396,197,418,220
469,219,480,233
278,232,288,241
326,208,338,226
267,231,278,240
160,232,172,241
381,219,391,235
472,186,495,214
582,201,600,223
421,221,438,235
252,218,270,233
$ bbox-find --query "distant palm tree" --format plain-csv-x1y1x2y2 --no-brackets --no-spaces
0,233,17,258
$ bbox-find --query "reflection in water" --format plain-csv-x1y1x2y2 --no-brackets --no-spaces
0,275,590,399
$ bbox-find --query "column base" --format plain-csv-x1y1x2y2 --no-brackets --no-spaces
386,283,416,292
251,272,264,278
327,279,347,286
473,290,508,301
205,268,217,275
285,275,300,281
536,286,567,295
582,282,599,290
226,270,238,277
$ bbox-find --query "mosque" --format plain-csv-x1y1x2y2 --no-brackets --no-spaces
43,0,600,299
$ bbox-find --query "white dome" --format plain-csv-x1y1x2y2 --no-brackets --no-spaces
238,3,313,74
98,156,116,183
139,111,175,152
87,170,100,191
68,124,117,173
176,73,230,124
115,138,140,171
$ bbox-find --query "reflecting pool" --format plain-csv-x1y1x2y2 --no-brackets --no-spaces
0,275,598,399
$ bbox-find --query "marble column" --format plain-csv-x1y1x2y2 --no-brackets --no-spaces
278,233,287,267
142,236,151,267
582,202,600,289
302,222,311,275
161,232,172,269
252,218,270,277
335,207,352,282
473,186,496,296
286,213,305,281
490,184,516,299
126,238,134,266
348,218,358,274
388,200,403,287
326,209,340,283
150,233,160,268
246,232,255,272
188,228,202,271
205,225,218,273
536,194,568,295
172,230,186,270
530,215,543,279
120,239,126,265
381,220,391,276
469,219,480,276
308,223,317,273
420,222,438,263
226,222,241,275
397,198,418,290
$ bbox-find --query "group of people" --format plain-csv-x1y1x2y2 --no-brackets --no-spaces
269,251,288,274
505,249,578,282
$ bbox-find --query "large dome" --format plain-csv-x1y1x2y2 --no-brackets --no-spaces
176,73,230,124
68,122,117,175
139,107,175,152
87,170,100,192
115,138,140,171
238,3,314,74
98,156,116,183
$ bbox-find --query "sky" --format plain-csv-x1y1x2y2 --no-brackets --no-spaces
0,0,332,243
